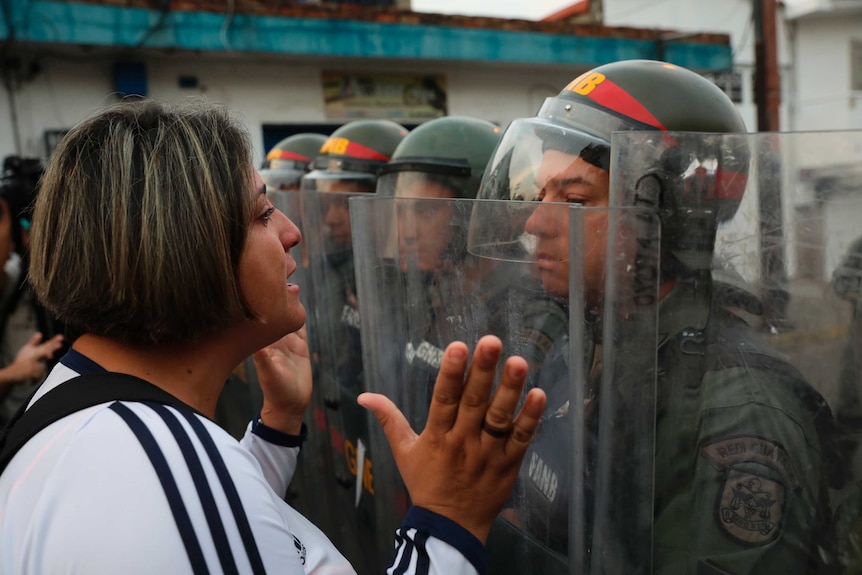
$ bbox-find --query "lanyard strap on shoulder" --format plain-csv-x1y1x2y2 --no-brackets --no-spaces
0,372,199,474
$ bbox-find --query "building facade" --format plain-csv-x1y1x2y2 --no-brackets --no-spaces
0,0,733,164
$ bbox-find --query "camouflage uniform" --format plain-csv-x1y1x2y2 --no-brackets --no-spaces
503,283,840,574
651,285,839,574
399,259,566,426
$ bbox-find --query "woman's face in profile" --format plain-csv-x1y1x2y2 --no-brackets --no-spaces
236,170,307,341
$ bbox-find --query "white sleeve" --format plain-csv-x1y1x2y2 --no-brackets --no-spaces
386,507,487,575
0,402,344,575
239,417,305,496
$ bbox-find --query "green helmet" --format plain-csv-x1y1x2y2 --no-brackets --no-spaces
377,116,502,199
473,59,749,269
260,133,327,191
301,119,408,194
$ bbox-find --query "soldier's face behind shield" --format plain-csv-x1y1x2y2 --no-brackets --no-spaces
524,149,610,307
322,194,352,246
317,180,374,247
395,175,457,272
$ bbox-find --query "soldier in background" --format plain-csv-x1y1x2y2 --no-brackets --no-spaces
825,235,862,573
831,235,862,474
298,119,407,575
372,116,563,421
352,114,577,568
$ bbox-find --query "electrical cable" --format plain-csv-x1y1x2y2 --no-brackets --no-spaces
134,0,171,48
219,0,236,53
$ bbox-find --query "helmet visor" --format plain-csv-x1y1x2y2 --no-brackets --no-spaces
376,170,470,200
260,167,305,192
468,113,613,262
475,116,612,203
301,169,378,194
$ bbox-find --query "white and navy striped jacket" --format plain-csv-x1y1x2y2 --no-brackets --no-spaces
0,350,487,574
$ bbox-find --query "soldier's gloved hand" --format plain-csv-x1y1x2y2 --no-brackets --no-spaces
359,335,546,544
253,324,313,436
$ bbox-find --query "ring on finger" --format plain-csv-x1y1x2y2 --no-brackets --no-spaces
481,421,513,438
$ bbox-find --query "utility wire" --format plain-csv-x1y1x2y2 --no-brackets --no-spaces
134,0,171,48
220,0,236,53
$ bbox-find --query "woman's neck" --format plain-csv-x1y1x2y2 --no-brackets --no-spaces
71,333,244,417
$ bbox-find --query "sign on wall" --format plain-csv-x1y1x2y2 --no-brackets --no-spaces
322,72,447,120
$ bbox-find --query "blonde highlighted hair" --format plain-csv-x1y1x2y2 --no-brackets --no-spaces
30,99,257,345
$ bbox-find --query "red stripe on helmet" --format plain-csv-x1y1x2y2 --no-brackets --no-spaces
589,80,666,130
267,149,312,162
344,140,390,162
321,136,391,162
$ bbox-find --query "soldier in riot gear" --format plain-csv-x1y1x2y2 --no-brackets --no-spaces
374,115,566,424
260,133,327,191
377,117,503,415
472,59,844,574
298,119,407,574
351,116,578,566
380,118,500,366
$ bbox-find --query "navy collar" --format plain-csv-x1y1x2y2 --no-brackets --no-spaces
59,348,107,375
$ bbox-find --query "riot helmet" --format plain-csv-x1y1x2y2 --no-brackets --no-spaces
301,119,407,248
302,119,408,194
377,116,501,200
469,59,749,275
260,133,327,191
376,116,501,272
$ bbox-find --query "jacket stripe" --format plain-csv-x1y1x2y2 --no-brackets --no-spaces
109,402,210,575
178,409,267,575
413,530,430,575
147,403,239,575
392,528,416,575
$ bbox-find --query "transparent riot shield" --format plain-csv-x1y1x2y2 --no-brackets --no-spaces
228,186,343,544
353,195,570,571
353,194,660,574
575,204,660,575
519,204,659,575
300,186,381,574
610,129,862,574
276,187,340,537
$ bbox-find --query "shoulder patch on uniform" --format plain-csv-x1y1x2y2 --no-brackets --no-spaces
716,468,785,545
701,436,797,487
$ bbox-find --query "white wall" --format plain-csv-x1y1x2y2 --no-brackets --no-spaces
0,56,115,159
789,15,862,131
0,50,578,165
602,0,795,132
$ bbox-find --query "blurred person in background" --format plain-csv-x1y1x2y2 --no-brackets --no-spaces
0,155,65,427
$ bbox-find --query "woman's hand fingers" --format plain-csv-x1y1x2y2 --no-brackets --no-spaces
364,335,547,545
